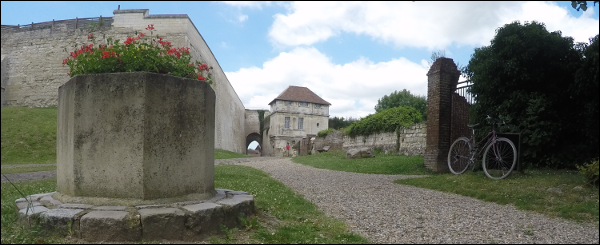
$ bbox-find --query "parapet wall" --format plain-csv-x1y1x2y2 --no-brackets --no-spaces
313,123,427,156
1,9,246,153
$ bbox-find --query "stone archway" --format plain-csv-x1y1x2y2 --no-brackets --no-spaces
246,132,262,155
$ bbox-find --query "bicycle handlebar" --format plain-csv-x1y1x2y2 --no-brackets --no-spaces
486,115,505,126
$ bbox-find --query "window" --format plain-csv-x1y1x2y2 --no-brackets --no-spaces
299,102,308,107
285,101,292,105
314,104,321,108
298,118,304,130
317,123,319,127
284,117,290,129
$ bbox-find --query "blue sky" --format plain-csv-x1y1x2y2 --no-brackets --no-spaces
2,1,599,121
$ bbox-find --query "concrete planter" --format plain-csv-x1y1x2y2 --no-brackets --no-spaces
56,72,216,204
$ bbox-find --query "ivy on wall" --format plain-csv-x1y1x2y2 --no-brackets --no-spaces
344,106,422,138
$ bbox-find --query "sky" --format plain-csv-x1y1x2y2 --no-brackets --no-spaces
2,1,599,120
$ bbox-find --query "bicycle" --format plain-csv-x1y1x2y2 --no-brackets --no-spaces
447,115,518,179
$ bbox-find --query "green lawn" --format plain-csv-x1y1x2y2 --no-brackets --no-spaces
1,107,57,165
293,150,433,175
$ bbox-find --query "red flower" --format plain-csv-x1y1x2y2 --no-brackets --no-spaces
198,64,209,71
145,24,154,30
87,33,93,40
124,36,136,46
101,50,117,59
138,32,146,38
99,44,106,50
197,74,205,81
62,58,69,66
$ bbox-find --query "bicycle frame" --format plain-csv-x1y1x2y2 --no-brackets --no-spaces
467,121,501,168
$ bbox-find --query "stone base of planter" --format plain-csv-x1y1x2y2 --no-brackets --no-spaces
16,189,255,242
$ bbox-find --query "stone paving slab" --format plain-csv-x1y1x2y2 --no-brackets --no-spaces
16,188,255,242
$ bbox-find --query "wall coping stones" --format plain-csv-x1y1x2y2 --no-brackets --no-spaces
15,188,255,242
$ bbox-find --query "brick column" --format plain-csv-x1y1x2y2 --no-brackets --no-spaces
424,58,461,172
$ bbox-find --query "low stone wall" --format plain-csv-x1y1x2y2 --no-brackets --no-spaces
312,123,426,156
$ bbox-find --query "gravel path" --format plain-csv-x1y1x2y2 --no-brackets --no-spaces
233,158,599,244
3,157,598,243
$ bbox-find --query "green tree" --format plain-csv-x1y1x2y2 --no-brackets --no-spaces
374,89,427,121
570,34,599,161
464,21,598,168
328,116,357,130
571,1,598,11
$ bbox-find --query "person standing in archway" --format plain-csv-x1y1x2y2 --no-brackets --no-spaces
286,142,290,157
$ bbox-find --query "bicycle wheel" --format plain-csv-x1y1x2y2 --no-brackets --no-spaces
448,137,472,175
482,137,517,179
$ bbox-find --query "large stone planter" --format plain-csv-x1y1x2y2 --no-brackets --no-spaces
55,72,216,205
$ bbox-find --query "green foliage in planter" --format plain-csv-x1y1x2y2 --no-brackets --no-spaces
345,106,422,138
63,24,213,84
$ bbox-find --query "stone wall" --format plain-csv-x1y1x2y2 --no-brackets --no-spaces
1,55,6,107
1,9,247,153
311,123,427,156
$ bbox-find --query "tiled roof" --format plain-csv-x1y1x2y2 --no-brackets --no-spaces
268,86,331,105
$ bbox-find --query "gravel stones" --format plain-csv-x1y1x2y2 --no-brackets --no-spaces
235,158,599,244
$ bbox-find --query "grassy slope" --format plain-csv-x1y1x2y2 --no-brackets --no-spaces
1,107,58,165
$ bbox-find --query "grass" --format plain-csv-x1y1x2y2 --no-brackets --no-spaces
1,165,57,175
212,165,367,244
395,168,599,224
293,150,433,175
0,162,366,244
1,107,250,165
1,107,58,165
215,149,251,159
1,178,65,244
293,150,599,225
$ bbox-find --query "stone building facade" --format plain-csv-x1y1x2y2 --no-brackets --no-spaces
262,86,330,157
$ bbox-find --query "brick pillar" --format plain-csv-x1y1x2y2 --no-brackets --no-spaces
424,58,461,172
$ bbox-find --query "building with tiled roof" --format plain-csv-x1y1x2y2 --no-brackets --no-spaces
262,86,330,157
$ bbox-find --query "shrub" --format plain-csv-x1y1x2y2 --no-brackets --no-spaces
317,128,335,138
577,158,599,187
345,106,422,138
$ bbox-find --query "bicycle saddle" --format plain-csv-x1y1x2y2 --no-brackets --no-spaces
467,123,480,129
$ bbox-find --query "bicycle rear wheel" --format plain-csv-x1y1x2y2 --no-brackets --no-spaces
448,137,472,175
482,137,517,179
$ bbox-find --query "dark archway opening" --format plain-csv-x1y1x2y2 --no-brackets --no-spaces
246,133,262,156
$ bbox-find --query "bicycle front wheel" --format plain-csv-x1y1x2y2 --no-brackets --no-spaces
448,137,472,175
482,137,517,179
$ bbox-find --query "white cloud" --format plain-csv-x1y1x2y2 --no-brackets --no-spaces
221,1,272,9
268,2,599,49
226,47,429,119
238,14,248,22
